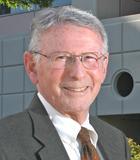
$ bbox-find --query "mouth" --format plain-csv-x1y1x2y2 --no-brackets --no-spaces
63,86,89,92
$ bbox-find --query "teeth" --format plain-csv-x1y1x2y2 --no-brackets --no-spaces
64,87,87,92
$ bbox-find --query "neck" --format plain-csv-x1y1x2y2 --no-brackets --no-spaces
62,111,89,124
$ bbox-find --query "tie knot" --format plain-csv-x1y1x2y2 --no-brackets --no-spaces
78,127,91,145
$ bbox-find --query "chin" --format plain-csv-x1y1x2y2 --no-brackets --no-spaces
66,104,90,112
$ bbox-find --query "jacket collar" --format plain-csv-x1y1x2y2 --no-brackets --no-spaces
28,94,70,160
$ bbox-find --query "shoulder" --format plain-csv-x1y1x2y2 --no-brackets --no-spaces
90,116,130,159
0,109,40,159
90,116,123,136
90,116,128,146
0,110,32,139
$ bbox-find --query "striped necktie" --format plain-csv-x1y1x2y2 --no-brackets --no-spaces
78,127,100,160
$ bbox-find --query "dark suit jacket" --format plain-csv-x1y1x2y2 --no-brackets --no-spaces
0,94,130,160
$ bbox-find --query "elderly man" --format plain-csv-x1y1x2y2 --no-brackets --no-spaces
0,6,130,160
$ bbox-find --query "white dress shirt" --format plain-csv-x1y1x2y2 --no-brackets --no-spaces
37,92,98,160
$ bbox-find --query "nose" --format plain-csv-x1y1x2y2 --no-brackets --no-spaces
67,59,86,80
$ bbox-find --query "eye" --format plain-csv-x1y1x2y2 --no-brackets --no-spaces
84,54,97,62
54,55,68,61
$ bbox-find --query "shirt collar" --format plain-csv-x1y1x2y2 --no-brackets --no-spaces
82,116,98,146
37,92,98,146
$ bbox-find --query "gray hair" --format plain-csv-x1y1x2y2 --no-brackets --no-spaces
29,6,108,56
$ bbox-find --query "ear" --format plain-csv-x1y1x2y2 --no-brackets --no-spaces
24,51,38,85
101,54,109,84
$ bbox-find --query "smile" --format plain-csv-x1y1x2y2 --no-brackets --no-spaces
63,86,89,92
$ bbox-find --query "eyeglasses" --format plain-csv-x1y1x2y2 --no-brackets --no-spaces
31,51,107,69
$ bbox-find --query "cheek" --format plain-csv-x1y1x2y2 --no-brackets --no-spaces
45,69,64,91
89,69,104,84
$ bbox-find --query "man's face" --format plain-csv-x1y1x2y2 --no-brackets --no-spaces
25,24,108,120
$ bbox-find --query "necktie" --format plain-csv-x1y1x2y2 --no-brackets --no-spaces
78,127,100,160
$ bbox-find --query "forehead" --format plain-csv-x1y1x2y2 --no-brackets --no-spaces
39,23,103,53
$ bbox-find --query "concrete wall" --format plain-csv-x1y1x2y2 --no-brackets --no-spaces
72,0,140,19
0,12,35,37
0,33,35,118
72,0,97,16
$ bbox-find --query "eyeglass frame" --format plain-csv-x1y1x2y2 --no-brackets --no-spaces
30,50,107,70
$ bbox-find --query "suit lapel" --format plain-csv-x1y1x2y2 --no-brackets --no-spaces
97,140,109,160
28,94,70,160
